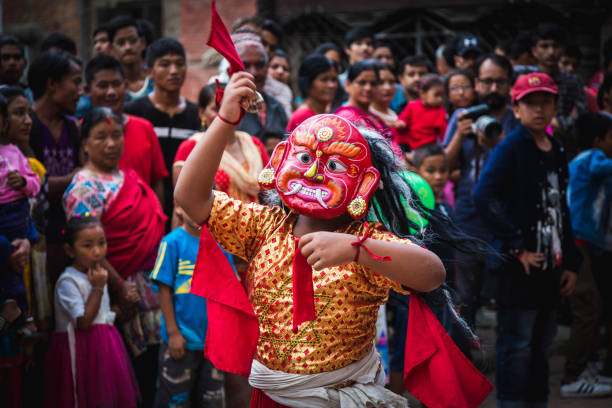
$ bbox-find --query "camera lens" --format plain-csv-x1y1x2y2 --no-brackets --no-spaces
472,115,502,139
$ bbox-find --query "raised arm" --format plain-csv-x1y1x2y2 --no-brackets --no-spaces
174,72,257,225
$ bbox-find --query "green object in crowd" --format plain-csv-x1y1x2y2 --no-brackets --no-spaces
369,171,434,232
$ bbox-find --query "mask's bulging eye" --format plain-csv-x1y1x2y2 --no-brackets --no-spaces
327,160,347,173
296,152,313,164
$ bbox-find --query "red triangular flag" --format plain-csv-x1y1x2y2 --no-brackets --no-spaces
403,295,493,408
190,225,259,377
291,238,316,333
207,0,245,75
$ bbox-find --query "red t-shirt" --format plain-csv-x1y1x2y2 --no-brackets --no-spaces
119,115,168,185
394,99,447,150
287,107,316,133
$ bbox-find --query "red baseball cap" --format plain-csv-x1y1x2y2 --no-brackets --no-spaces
511,72,558,104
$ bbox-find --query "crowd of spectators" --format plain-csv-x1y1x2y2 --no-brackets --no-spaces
1,12,612,408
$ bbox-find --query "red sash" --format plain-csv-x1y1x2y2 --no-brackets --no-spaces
101,168,166,278
403,295,493,408
190,228,316,376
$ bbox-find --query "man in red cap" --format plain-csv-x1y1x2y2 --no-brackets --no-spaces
474,72,581,407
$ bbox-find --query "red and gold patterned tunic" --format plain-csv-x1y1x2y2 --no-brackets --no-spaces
208,191,412,374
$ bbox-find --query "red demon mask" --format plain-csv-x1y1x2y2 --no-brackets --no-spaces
258,114,380,219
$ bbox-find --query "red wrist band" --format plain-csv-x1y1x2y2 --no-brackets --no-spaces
351,221,392,263
217,113,241,126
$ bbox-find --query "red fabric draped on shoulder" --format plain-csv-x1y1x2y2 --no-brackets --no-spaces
101,168,166,278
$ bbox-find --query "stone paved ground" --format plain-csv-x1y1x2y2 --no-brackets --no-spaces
474,309,612,408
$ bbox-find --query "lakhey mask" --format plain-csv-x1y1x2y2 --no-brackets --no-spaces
258,114,380,219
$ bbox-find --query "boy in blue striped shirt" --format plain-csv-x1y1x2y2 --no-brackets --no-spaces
151,205,234,407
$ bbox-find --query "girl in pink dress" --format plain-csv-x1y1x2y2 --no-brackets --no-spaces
44,215,140,408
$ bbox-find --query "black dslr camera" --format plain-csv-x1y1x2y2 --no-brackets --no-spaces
461,104,502,139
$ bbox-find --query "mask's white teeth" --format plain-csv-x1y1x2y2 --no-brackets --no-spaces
285,182,302,196
315,188,328,208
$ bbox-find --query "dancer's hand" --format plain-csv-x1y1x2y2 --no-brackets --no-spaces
168,332,186,360
298,232,354,271
218,71,257,125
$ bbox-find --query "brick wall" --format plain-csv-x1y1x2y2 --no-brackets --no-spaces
4,0,257,102
4,0,81,56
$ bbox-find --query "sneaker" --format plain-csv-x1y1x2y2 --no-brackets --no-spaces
560,377,612,398
581,368,612,385
596,374,612,385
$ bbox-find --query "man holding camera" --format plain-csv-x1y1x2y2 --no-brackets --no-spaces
443,54,519,332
